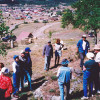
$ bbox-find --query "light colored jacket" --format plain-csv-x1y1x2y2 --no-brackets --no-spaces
57,66,72,83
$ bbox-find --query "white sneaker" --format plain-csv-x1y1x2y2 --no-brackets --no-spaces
97,90,100,93
24,82,28,86
81,96,89,100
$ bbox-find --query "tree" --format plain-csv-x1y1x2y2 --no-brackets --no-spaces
61,0,100,44
0,11,9,56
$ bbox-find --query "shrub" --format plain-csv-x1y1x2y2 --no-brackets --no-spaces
34,20,39,23
24,21,28,24
48,31,53,38
51,76,57,80
49,89,56,93
42,20,48,23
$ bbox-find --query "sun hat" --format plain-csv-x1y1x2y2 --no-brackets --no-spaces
61,59,70,66
82,35,86,38
1,67,9,74
25,47,31,52
94,44,100,50
86,52,94,59
13,55,19,60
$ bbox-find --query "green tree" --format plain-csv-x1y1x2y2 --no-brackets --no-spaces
0,11,9,56
61,0,100,44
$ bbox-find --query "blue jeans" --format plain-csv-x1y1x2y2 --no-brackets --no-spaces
44,56,51,70
83,70,93,97
79,51,85,68
58,81,70,100
13,73,20,95
24,70,32,90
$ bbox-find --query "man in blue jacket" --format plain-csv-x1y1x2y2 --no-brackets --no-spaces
77,35,90,69
43,41,53,71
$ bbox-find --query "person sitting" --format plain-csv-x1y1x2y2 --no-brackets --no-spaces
0,67,13,100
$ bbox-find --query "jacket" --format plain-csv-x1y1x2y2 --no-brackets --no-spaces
77,39,90,55
57,66,72,83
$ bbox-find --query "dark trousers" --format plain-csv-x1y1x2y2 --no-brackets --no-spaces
13,72,24,95
0,88,6,100
79,51,85,68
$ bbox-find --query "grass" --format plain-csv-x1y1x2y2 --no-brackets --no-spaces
49,89,56,93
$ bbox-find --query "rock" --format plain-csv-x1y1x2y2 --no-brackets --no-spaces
52,96,61,100
42,81,48,86
33,88,43,99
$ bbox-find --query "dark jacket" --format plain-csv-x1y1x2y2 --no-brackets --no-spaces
43,44,53,57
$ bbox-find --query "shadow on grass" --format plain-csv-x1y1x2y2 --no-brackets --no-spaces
18,76,46,100
50,64,61,70
70,90,83,99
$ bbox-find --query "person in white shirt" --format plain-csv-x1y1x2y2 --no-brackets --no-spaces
94,44,100,93
77,35,90,69
54,39,64,66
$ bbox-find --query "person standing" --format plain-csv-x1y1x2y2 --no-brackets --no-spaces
94,44,100,93
0,67,13,100
19,50,32,91
54,39,64,66
57,59,72,100
43,41,53,71
25,47,32,77
77,35,90,69
81,52,98,99
12,55,23,98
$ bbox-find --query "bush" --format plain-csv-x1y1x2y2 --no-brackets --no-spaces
48,31,53,38
51,76,57,80
34,20,39,23
24,21,28,24
49,89,56,93
42,20,48,23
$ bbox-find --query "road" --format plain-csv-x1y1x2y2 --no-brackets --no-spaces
32,22,60,37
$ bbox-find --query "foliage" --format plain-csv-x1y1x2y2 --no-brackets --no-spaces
42,20,48,23
49,89,56,93
56,11,62,15
48,31,53,38
51,76,57,80
24,21,28,24
0,41,7,56
61,0,100,44
0,23,9,38
34,20,39,23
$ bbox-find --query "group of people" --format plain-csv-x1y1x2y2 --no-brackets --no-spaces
56,35,100,100
0,35,100,100
43,39,64,71
0,47,32,100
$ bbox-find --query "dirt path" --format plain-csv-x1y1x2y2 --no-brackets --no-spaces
32,22,60,37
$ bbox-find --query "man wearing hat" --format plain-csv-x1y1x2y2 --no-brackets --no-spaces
25,47,32,77
43,41,53,71
12,55,23,98
81,52,99,99
77,35,90,69
0,67,13,100
94,44,100,93
19,50,32,91
57,59,72,100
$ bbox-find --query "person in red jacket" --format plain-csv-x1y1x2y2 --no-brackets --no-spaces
0,67,13,100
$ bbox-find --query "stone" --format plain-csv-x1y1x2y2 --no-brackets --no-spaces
52,96,61,100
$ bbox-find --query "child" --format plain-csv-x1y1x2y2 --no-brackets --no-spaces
12,55,23,98
57,59,72,100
